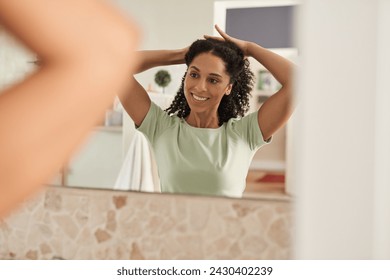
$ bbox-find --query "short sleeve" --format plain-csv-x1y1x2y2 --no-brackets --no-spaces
137,102,176,145
229,111,271,150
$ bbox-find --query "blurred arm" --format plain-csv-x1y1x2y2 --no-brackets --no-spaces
0,0,140,216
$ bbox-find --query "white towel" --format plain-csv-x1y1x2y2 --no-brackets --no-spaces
114,131,155,192
115,93,172,192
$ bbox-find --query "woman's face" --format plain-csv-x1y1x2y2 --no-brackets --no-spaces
184,52,232,113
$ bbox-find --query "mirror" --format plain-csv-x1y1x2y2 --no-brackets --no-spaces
0,0,299,199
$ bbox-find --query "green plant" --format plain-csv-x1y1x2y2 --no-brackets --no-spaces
154,69,171,93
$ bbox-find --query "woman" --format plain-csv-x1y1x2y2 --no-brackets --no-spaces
120,25,294,197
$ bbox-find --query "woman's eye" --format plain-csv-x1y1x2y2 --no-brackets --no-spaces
189,72,198,78
209,78,218,84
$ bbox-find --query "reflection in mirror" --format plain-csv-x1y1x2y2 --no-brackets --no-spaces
115,0,298,199
0,0,299,199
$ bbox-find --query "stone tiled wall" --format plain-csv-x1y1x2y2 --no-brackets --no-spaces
0,186,293,260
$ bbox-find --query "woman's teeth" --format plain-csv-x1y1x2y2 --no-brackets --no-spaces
193,94,208,101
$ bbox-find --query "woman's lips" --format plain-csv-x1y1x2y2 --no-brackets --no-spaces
192,93,208,101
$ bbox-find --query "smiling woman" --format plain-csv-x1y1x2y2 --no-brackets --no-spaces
118,25,295,198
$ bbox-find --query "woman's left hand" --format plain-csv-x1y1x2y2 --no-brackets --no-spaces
204,24,251,57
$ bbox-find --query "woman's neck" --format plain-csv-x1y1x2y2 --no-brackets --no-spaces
185,111,220,128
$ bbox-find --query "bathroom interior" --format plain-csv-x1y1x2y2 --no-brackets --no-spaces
1,0,389,260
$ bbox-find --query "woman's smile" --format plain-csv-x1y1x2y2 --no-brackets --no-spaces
191,93,209,101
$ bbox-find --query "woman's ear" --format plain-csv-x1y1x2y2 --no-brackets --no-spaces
225,83,233,95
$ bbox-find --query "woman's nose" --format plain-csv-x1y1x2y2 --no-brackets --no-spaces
194,78,207,91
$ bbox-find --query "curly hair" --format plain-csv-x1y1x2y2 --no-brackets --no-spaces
165,38,254,125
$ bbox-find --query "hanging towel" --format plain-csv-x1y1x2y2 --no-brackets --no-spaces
114,131,155,192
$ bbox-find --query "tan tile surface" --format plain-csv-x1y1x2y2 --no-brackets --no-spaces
0,186,293,260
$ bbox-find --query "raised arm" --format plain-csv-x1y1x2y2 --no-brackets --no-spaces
206,25,295,141
248,42,295,141
0,0,139,216
119,48,187,126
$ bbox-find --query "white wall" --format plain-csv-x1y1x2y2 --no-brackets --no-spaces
293,0,390,259
373,0,390,259
0,32,35,92
65,128,123,188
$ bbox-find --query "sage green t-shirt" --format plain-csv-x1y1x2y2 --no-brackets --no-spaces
137,102,269,198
